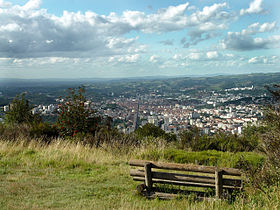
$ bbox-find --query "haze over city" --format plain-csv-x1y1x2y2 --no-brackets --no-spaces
0,0,279,79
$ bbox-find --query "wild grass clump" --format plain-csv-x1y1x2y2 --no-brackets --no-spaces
139,148,265,169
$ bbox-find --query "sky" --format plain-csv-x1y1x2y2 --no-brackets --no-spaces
0,0,279,79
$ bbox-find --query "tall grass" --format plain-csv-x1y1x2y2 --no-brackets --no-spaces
0,137,279,209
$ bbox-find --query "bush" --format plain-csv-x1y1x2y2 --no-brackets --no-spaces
140,148,265,169
29,122,59,140
178,128,261,152
57,87,101,137
242,84,280,193
136,123,176,142
4,93,41,125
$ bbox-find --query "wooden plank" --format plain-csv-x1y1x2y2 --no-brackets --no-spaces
147,192,218,201
131,169,241,187
132,177,241,190
133,177,216,188
144,163,153,192
130,169,215,184
223,178,241,187
130,169,241,187
215,170,223,198
129,160,241,176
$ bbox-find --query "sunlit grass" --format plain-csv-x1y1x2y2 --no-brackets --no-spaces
0,138,279,209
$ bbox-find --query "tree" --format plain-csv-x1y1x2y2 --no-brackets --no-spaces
4,94,40,125
57,87,100,137
262,84,280,168
178,126,200,149
135,123,176,141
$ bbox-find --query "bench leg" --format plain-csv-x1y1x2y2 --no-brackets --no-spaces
144,163,153,193
215,170,223,199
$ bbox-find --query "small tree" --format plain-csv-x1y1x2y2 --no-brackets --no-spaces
4,94,40,125
262,84,280,168
135,123,176,141
244,84,280,192
57,87,99,137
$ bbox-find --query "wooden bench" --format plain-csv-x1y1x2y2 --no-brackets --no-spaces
129,159,243,200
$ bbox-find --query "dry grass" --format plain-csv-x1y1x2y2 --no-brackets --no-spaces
0,137,279,209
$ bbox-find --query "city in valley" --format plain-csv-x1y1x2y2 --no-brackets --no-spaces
1,73,273,136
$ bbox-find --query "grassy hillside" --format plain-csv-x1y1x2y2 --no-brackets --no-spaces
0,139,279,209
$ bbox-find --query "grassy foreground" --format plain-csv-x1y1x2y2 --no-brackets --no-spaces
0,139,279,209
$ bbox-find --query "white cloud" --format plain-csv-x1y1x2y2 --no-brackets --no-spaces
107,37,138,49
0,0,11,8
181,2,234,47
21,0,42,10
222,22,280,51
207,51,219,59
248,56,280,64
240,0,264,15
0,1,237,58
172,51,245,64
192,3,228,22
241,21,277,35
188,52,202,60
0,3,143,58
149,55,159,63
223,31,280,51
173,54,183,60
117,54,140,63
0,23,21,32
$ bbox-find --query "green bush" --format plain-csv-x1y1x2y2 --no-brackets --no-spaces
29,122,59,140
140,148,265,169
57,87,101,137
4,93,41,125
178,127,262,152
136,123,176,142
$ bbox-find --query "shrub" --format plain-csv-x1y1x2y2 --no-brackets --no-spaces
140,148,265,168
136,123,176,142
178,128,261,152
57,87,101,137
29,122,59,140
4,93,41,125
242,84,280,193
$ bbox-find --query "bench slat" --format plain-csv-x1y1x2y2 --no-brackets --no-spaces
132,177,241,190
130,169,241,187
129,160,241,176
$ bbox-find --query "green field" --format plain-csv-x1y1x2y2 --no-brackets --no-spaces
0,139,279,210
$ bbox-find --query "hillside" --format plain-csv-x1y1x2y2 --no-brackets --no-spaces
0,139,279,209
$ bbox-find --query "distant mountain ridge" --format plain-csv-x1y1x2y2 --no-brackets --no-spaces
0,72,280,87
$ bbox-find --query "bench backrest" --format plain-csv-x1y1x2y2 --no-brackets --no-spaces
129,159,242,198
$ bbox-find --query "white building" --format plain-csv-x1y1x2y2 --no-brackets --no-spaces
4,105,9,112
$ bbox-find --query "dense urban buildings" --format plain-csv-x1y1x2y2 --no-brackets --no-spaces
2,84,265,136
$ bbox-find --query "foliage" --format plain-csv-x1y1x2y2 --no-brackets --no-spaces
57,87,100,137
246,84,280,192
4,93,41,125
0,122,58,142
262,84,280,168
178,127,200,149
139,148,265,169
29,122,59,140
178,127,261,152
136,123,176,142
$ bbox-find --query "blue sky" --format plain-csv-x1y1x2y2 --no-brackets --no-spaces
0,0,279,79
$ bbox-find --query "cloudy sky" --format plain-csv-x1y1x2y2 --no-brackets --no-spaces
0,0,279,79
